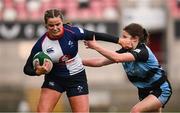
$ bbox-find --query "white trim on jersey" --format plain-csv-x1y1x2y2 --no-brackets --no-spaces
78,27,84,34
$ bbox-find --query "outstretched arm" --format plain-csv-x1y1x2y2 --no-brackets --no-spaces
83,57,114,67
84,37,135,63
84,29,120,43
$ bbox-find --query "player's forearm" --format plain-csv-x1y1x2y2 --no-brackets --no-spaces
94,32,119,43
94,46,120,63
23,54,36,76
82,59,103,67
84,30,119,43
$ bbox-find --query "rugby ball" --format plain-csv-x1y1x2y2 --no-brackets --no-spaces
33,52,53,73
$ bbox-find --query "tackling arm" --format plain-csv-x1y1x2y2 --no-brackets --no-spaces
82,57,114,67
84,30,119,43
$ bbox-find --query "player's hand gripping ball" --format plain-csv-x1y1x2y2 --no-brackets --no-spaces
33,52,53,74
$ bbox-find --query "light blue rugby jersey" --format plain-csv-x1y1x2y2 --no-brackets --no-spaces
116,43,167,89
31,24,87,76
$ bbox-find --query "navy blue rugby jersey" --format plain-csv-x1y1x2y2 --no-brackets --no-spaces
116,43,167,89
24,24,119,76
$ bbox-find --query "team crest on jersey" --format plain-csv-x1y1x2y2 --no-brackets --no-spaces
133,49,141,53
68,41,74,48
48,81,55,86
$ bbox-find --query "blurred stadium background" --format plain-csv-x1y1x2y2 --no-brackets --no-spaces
0,0,180,112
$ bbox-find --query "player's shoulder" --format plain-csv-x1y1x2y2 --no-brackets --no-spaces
133,43,148,53
131,43,149,62
33,33,46,48
64,23,75,29
64,24,84,34
63,24,75,31
35,33,47,43
136,43,146,49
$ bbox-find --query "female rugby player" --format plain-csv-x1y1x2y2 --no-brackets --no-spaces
83,23,172,113
23,8,120,113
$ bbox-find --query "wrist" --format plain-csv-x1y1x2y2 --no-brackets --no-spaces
93,44,101,51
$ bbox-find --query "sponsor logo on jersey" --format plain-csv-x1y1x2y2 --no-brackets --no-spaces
46,47,54,53
68,40,74,48
134,49,141,53
48,81,55,86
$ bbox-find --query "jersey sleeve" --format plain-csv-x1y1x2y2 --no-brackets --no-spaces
129,47,149,62
83,29,119,43
68,24,119,43
23,37,43,76
64,25,87,41
116,48,129,53
116,45,149,62
23,51,36,76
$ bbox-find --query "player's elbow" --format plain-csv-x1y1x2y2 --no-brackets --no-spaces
23,66,36,76
84,63,103,67
23,66,30,75
95,63,104,67
111,57,120,63
83,61,104,67
23,66,28,74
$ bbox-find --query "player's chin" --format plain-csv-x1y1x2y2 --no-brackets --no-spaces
52,32,61,37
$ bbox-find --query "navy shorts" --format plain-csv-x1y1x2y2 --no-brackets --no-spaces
138,81,172,107
42,70,89,97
